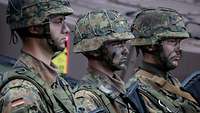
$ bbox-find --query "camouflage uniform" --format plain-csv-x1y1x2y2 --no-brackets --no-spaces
0,0,76,113
127,8,200,113
73,10,136,113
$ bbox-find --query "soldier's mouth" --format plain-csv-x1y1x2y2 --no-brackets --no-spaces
120,57,127,63
171,55,181,61
60,38,66,43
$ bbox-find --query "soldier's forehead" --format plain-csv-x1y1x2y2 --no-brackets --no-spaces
49,14,66,19
104,40,128,44
163,37,183,41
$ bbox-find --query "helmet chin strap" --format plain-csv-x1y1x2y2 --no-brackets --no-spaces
42,24,63,53
46,38,62,53
156,45,176,71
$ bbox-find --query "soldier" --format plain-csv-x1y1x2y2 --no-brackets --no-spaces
73,9,136,113
127,7,200,113
0,0,76,113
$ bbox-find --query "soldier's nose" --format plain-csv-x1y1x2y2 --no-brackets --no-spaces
61,21,70,34
175,41,181,52
122,46,129,56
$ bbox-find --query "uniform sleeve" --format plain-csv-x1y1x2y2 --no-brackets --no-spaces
74,89,107,113
0,79,49,113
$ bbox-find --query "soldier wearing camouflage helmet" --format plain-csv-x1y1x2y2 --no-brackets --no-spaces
73,9,136,113
0,0,76,113
127,7,200,113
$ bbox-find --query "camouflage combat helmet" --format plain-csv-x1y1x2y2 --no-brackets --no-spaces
73,9,135,52
131,7,189,46
7,0,73,30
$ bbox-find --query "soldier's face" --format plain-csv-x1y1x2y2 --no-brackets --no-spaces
49,15,70,51
159,38,182,69
102,40,129,71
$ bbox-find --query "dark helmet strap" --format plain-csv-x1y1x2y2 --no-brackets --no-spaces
46,38,60,53
9,23,61,53
9,30,19,45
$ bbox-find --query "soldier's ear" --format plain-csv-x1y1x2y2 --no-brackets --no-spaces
28,26,42,34
92,52,100,57
146,45,157,52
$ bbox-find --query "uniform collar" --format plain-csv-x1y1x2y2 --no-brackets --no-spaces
140,61,167,78
14,51,59,85
84,69,126,96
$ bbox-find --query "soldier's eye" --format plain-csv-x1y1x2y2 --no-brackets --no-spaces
53,18,64,24
111,42,121,46
166,39,181,46
50,16,64,24
168,39,176,43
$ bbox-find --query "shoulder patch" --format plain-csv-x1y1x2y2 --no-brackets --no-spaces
75,89,100,102
75,90,103,112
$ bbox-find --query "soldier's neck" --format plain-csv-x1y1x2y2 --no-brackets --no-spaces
88,58,113,77
143,53,160,64
143,53,166,72
22,38,53,66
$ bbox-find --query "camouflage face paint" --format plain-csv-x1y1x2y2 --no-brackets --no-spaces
101,40,129,71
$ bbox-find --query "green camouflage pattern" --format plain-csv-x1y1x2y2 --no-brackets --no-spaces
126,62,200,113
7,0,73,30
0,52,76,113
74,71,136,113
0,79,49,113
131,7,189,46
73,9,135,52
135,69,200,113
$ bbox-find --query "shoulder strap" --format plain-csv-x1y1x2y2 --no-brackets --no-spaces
139,84,181,113
53,77,76,113
137,70,197,103
0,68,54,112
125,80,148,113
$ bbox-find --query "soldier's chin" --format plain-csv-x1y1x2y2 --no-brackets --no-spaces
117,64,127,71
172,60,179,67
166,61,178,70
56,46,65,52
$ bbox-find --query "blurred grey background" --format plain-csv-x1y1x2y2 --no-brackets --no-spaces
0,0,200,81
